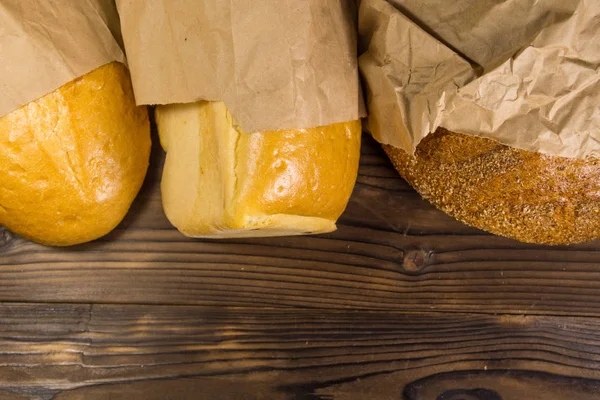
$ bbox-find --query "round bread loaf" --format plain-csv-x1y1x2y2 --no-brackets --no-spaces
383,128,600,245
0,62,151,246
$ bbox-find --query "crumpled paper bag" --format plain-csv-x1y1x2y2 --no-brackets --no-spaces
0,0,126,118
359,0,600,159
116,0,364,133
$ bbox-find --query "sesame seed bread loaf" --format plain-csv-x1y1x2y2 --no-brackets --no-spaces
384,129,600,245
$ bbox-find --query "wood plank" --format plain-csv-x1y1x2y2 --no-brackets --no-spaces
0,303,597,399
3,135,600,315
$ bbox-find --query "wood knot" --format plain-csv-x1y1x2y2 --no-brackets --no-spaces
402,249,429,273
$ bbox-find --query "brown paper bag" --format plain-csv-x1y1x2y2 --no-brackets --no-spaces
115,0,363,133
0,0,126,118
359,0,600,159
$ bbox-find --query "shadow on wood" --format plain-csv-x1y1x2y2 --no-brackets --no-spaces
404,370,600,400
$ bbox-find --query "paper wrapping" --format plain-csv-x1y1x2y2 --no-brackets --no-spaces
115,0,363,133
0,0,127,118
359,0,600,159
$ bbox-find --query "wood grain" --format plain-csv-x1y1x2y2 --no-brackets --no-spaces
3,130,600,398
2,135,600,316
0,303,597,399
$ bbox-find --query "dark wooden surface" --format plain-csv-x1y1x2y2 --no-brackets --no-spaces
2,132,600,399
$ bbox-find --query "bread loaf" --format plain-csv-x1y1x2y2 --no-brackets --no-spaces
156,101,361,238
384,129,600,245
0,62,151,246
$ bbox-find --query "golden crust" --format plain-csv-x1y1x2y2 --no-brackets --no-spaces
235,119,362,222
0,62,151,246
384,129,600,245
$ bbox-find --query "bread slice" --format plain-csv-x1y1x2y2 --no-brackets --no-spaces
156,101,361,238
384,129,600,245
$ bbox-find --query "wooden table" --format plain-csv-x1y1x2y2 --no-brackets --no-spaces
2,131,600,399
